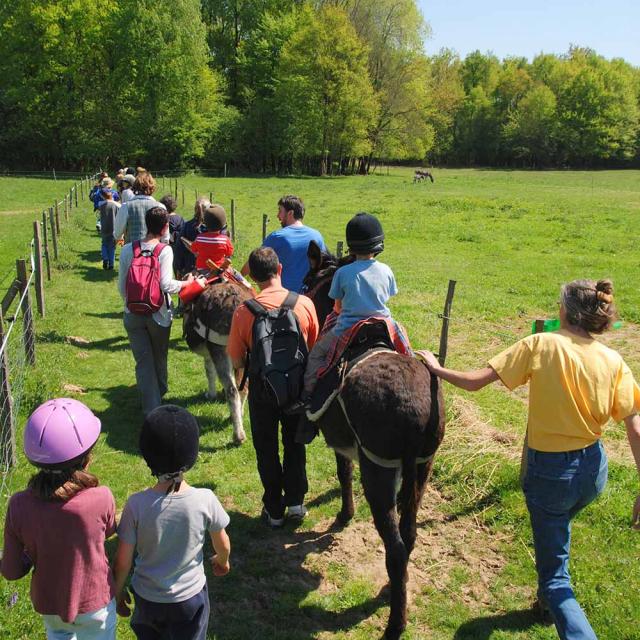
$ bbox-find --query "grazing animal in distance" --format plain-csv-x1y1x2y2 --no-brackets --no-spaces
183,281,252,444
301,241,445,640
413,169,434,184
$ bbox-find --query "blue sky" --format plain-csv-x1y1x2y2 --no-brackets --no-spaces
417,0,639,65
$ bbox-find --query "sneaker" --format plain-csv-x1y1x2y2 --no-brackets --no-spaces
261,507,284,529
287,504,308,521
532,598,553,626
102,260,108,270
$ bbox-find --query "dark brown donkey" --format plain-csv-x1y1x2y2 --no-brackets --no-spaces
302,241,445,640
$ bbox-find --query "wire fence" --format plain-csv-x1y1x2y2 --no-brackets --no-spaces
0,249,35,502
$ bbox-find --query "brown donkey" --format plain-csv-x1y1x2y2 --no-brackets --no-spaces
183,281,252,444
302,241,445,639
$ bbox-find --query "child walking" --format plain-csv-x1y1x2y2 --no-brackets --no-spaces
99,188,121,270
113,405,231,640
1,398,117,639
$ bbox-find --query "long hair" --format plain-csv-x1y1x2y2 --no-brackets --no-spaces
27,454,99,501
561,278,617,334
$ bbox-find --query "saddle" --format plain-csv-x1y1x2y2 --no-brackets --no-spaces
308,319,399,419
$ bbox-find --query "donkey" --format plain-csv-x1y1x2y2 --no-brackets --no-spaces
183,281,252,444
413,169,434,184
302,241,445,640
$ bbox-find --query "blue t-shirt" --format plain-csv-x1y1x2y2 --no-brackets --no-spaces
263,225,326,293
329,259,398,336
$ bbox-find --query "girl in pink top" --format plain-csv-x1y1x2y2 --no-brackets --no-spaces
1,398,117,640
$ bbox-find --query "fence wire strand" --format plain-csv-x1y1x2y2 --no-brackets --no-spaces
0,255,35,502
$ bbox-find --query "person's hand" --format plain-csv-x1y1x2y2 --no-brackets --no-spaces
184,273,195,283
116,589,132,617
196,276,208,287
633,494,640,530
212,555,230,576
117,238,124,247
414,350,441,373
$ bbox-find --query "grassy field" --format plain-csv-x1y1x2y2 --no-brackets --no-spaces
1,169,639,639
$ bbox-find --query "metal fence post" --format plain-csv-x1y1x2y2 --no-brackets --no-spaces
49,207,59,260
16,259,35,366
33,221,45,317
42,211,51,280
0,306,16,467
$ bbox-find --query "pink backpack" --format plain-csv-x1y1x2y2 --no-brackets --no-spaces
125,242,166,315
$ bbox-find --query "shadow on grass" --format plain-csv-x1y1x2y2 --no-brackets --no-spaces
85,311,123,320
39,329,130,352
453,608,542,639
89,383,143,455
204,509,387,639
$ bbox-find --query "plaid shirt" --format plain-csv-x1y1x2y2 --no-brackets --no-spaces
117,196,161,243
317,315,412,378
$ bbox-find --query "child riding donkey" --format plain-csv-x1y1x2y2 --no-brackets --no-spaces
296,212,411,441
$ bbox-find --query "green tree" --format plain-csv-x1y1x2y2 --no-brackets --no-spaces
274,5,377,174
0,0,115,168
112,0,229,168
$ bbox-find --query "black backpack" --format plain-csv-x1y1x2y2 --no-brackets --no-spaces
244,292,308,409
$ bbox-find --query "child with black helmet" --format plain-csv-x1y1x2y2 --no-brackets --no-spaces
113,405,231,640
1,398,117,639
300,212,399,414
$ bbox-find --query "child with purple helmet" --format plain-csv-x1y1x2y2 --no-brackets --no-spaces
1,398,117,639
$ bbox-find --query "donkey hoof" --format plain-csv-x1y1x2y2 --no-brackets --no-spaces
335,509,354,527
383,623,405,640
233,431,247,445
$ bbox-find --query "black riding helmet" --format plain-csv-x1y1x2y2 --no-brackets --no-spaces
139,405,200,476
346,212,384,255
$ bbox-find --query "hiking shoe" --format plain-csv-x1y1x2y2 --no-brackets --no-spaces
287,504,308,521
102,260,108,270
261,507,285,529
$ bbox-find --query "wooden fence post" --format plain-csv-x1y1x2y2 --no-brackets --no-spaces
195,189,198,201
0,306,16,467
336,241,343,258
33,221,45,317
69,187,73,210
162,176,165,189
181,186,185,206
49,207,59,260
80,179,84,201
54,201,60,234
74,185,78,208
437,279,457,367
209,191,213,204
64,194,69,221
42,212,51,281
230,199,236,242
16,259,35,366
262,214,268,241
174,178,178,200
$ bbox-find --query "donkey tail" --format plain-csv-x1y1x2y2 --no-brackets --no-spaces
399,449,418,517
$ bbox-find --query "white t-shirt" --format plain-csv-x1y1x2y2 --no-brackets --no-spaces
118,486,230,603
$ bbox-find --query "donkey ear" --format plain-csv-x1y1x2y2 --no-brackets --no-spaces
307,240,322,270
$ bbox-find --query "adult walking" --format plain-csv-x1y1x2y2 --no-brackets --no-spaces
118,207,199,416
228,247,319,526
174,197,209,278
418,279,640,640
114,172,166,244
241,195,325,293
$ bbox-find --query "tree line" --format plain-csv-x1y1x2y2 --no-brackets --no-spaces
1,0,638,173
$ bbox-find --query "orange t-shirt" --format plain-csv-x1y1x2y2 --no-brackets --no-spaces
227,286,319,362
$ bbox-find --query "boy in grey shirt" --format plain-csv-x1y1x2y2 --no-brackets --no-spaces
113,406,231,639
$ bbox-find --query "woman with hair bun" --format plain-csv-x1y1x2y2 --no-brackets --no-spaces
418,278,640,640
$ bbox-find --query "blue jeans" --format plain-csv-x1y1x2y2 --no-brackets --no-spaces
523,440,607,640
101,236,116,266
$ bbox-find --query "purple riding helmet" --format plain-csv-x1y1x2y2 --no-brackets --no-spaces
24,398,101,470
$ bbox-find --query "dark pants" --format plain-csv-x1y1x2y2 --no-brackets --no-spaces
130,584,209,640
124,313,171,416
248,385,308,519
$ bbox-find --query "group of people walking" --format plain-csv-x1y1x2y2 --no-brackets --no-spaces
1,168,640,640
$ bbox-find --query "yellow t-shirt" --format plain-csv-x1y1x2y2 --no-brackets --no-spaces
488,329,640,452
